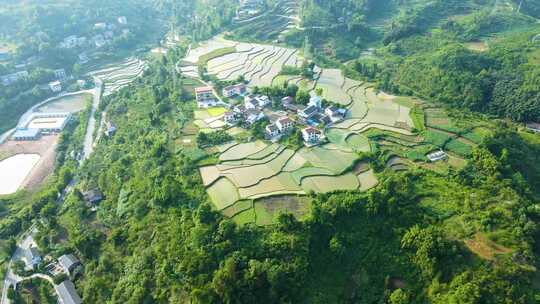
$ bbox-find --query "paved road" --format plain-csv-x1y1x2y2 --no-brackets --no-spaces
82,77,103,161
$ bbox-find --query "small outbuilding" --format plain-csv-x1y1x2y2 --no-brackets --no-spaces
427,150,448,162
526,122,540,133
49,81,62,92
58,254,81,275
83,189,103,205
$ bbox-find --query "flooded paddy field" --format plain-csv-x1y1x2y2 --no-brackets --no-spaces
0,154,40,195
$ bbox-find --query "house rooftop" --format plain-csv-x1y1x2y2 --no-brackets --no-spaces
326,105,339,112
246,109,262,116
526,122,540,130
282,96,294,103
57,280,82,304
13,128,40,138
302,127,321,135
266,124,279,132
224,83,245,90
277,117,292,124
300,105,319,116
427,150,448,162
195,86,213,93
27,247,40,260
59,254,80,271
83,189,103,204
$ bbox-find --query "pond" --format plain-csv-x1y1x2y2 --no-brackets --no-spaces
0,154,40,195
36,93,91,114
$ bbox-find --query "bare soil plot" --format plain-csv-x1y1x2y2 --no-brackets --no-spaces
464,233,513,260
254,195,311,225
465,41,489,52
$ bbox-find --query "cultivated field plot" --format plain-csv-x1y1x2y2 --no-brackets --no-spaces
89,58,147,96
232,0,300,41
200,141,379,212
314,69,349,105
193,107,228,131
186,38,302,87
183,36,237,64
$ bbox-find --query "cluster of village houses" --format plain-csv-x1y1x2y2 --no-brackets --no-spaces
1,68,70,91
1,15,129,89
234,0,265,21
195,83,347,146
61,16,130,64
16,190,103,303
21,247,83,304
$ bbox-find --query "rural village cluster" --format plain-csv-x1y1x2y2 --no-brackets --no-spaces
196,83,347,146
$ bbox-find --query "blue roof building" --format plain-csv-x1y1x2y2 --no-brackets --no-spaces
12,128,41,141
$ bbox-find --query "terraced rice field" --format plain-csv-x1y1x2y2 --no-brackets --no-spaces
89,58,147,96
200,139,380,212
358,170,378,191
185,38,302,87
184,36,236,64
207,177,239,209
314,69,350,105
189,37,482,220
301,173,360,193
232,0,300,41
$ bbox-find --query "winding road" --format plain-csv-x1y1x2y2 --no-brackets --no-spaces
1,226,37,304
1,78,102,304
